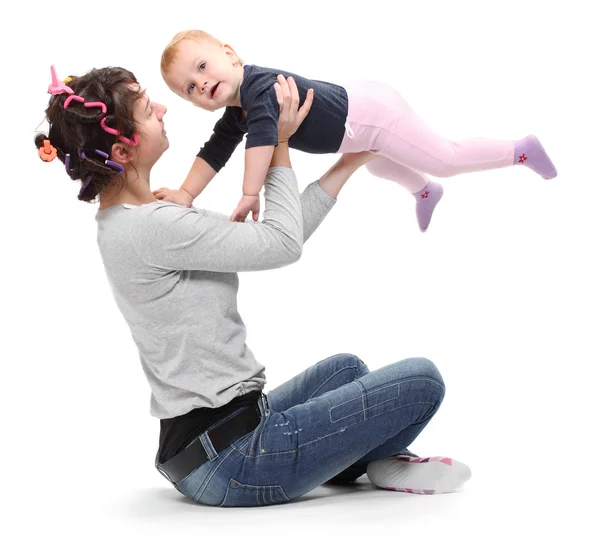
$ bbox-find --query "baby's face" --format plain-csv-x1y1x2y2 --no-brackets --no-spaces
164,39,242,111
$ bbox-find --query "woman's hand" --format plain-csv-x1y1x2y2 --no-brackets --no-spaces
274,75,313,142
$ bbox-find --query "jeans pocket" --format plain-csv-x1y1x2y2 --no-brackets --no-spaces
219,479,290,507
173,443,240,503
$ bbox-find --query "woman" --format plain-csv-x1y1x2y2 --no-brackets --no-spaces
36,65,470,506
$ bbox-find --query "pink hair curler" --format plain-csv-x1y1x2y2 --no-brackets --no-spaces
100,117,139,146
49,65,139,147
48,65,74,95
64,95,84,108
84,101,107,114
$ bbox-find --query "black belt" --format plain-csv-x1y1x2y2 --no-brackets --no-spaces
157,400,262,483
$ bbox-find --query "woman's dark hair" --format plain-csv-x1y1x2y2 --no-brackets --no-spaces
34,67,144,203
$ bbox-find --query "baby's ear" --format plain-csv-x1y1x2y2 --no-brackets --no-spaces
223,44,239,61
111,142,135,164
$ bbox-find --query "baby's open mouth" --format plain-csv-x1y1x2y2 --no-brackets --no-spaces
210,83,219,98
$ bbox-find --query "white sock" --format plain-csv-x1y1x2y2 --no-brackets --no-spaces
366,455,472,494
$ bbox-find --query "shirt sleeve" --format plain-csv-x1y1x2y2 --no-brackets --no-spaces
244,86,279,149
130,167,303,272
299,180,337,242
197,108,245,172
186,179,337,244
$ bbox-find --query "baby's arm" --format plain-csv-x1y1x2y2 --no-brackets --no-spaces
154,157,217,206
181,156,218,200
154,110,244,206
229,145,275,222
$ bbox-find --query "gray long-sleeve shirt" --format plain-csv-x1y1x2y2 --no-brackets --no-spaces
95,167,336,419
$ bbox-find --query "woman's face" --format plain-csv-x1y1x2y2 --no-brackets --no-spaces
131,91,169,168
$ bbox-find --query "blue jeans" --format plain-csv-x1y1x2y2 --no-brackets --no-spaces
158,353,445,507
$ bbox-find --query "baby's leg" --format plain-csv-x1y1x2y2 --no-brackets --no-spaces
371,88,556,179
366,157,443,232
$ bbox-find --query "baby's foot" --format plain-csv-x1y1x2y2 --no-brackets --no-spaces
514,135,557,179
413,180,444,232
366,455,472,494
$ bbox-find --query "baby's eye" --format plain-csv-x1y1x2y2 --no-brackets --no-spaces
198,62,206,72
187,83,196,94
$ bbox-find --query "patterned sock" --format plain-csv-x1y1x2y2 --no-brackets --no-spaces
413,180,444,233
514,135,557,179
366,455,472,494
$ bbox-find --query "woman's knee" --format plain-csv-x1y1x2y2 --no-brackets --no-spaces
318,353,370,379
410,356,444,382
398,357,445,396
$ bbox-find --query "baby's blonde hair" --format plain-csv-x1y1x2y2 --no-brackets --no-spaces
161,30,242,78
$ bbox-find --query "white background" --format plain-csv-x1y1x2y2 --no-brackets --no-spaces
2,0,598,543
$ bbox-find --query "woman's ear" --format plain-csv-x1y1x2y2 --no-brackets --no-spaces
111,142,135,164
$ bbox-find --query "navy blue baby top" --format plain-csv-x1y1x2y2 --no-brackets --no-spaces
197,64,349,172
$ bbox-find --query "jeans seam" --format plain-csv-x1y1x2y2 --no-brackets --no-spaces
230,434,252,454
330,383,398,423
309,400,437,448
328,376,440,423
358,378,366,420
255,412,273,456
307,365,358,400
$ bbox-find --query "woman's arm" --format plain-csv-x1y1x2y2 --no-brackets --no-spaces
130,76,314,273
270,139,292,169
300,151,375,242
131,166,303,272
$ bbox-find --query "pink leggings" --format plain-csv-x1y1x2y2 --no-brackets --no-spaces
336,80,515,193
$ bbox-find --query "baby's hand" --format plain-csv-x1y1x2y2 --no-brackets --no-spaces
230,194,260,223
152,187,193,207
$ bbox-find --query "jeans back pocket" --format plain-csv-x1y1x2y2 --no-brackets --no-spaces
220,479,289,507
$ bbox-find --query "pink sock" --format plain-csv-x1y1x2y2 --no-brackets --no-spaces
513,135,557,179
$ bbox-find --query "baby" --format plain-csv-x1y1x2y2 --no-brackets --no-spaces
155,29,557,231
